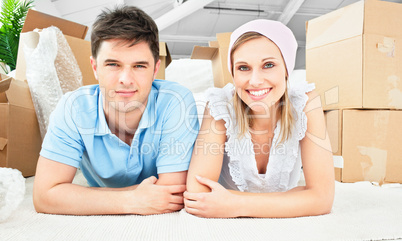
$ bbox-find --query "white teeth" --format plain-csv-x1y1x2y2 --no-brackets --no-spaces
249,89,269,97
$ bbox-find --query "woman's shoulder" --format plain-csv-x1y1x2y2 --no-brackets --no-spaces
203,83,236,131
286,71,316,141
287,71,315,111
204,83,235,102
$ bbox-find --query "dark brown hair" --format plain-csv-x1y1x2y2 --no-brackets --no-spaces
91,6,159,63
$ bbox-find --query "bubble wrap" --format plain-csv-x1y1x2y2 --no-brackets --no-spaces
0,168,25,222
24,26,83,139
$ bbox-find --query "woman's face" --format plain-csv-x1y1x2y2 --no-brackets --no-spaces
232,36,287,116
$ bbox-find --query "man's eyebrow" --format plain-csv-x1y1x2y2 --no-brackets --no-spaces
103,59,150,66
104,59,119,63
133,61,150,65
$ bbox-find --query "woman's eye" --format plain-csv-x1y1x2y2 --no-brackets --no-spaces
238,66,249,71
264,63,274,68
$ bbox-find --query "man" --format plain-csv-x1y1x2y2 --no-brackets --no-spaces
33,6,199,215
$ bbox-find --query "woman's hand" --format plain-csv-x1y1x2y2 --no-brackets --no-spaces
183,176,239,218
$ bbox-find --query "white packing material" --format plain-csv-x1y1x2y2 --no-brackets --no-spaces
24,26,83,139
165,59,214,124
0,168,25,222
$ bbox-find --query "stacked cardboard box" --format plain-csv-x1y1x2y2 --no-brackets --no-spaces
191,32,232,88
1,10,172,177
306,0,402,183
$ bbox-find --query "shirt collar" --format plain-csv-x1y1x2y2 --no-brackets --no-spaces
138,85,157,130
95,89,111,136
94,85,157,136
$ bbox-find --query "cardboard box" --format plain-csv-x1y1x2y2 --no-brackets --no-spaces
325,109,402,183
306,0,402,110
22,9,88,39
0,74,42,177
157,42,172,80
191,32,232,88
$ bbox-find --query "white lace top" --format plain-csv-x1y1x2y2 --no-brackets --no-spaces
205,79,315,193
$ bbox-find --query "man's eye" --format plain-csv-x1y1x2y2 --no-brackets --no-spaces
106,63,118,67
264,63,274,68
134,65,146,69
238,66,249,71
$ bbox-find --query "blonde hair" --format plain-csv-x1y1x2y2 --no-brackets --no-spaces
230,32,294,144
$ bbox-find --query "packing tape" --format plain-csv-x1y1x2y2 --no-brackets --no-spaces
357,146,387,182
333,155,344,168
388,75,402,109
324,86,339,105
0,137,8,150
377,37,395,57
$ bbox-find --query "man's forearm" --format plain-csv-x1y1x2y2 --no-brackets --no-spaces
34,182,132,215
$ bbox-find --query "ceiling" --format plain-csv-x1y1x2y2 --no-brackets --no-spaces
34,0,402,69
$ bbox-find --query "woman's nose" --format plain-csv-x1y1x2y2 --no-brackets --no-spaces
249,69,264,86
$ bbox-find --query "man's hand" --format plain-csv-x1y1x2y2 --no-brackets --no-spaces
128,176,186,215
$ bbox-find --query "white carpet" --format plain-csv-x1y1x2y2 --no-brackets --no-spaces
1,171,402,241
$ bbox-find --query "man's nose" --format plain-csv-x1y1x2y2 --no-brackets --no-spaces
119,67,134,86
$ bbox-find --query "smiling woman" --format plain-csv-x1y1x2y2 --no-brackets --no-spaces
185,19,335,218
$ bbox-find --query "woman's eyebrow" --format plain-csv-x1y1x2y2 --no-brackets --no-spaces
262,57,278,62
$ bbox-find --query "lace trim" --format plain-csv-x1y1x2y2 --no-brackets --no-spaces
274,80,315,191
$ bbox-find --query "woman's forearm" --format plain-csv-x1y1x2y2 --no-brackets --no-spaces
229,187,333,218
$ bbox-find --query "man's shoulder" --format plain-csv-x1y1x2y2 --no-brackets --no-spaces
55,85,100,129
152,79,193,105
153,79,192,94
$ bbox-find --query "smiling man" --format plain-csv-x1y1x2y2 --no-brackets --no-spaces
33,6,199,215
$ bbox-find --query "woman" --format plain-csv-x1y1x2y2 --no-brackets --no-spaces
184,19,335,218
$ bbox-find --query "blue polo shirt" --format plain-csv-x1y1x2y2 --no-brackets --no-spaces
40,79,199,187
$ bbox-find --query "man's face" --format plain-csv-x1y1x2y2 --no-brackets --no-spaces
91,39,160,114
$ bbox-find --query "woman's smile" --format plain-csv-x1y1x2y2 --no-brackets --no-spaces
247,88,272,100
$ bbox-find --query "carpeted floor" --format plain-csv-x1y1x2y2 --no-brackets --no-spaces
1,171,402,241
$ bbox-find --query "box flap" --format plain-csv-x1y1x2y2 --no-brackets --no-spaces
216,32,231,71
22,9,88,39
64,35,98,86
159,42,167,56
1,76,34,109
0,74,12,94
159,42,172,67
216,32,231,46
209,41,219,48
364,0,402,38
191,46,218,60
306,1,364,50
0,137,7,150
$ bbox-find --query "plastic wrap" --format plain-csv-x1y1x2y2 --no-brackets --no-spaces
24,26,83,139
0,168,25,222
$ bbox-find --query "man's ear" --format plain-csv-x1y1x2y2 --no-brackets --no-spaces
90,56,98,80
153,59,161,80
